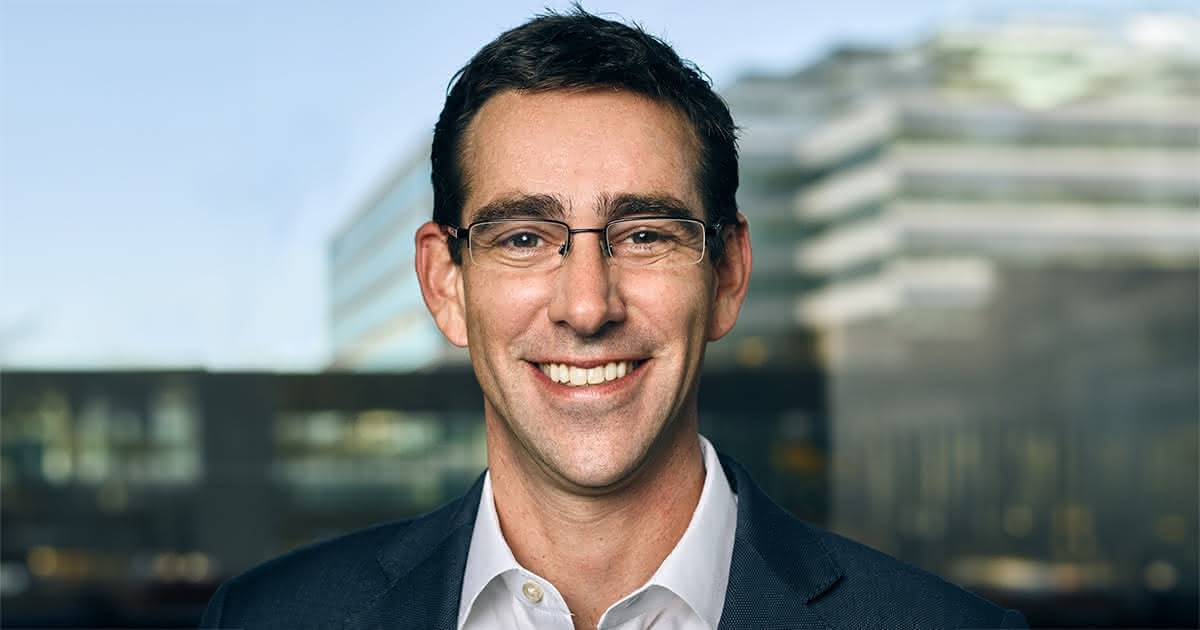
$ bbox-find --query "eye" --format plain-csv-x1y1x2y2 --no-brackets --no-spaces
628,229,663,245
478,221,563,256
502,231,543,248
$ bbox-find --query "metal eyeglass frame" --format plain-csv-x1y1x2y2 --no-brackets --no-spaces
440,216,730,268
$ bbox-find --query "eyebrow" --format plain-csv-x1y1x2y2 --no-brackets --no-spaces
599,193,699,222
467,194,567,223
465,192,699,224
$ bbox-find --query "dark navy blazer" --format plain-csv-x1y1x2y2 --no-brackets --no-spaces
201,455,1027,629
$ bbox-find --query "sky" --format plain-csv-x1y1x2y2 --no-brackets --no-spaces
1,0,1192,370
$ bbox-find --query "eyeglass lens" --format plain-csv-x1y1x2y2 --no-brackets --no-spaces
467,218,706,269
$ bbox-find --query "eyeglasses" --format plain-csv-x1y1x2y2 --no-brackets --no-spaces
443,216,724,270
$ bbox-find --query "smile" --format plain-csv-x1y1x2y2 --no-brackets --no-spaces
538,360,642,387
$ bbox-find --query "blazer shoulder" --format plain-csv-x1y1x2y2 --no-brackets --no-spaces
717,453,1024,628
200,519,408,629
808,527,1026,628
201,484,481,629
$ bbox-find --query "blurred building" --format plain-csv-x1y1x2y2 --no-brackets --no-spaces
0,367,822,627
724,12,1200,360
327,146,466,370
0,369,491,626
725,11,1199,626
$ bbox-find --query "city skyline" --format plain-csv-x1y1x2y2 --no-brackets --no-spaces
2,0,1193,369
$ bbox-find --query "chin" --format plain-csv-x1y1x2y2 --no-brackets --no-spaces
547,443,654,493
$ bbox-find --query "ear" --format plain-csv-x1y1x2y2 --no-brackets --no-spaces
708,212,752,341
415,221,469,347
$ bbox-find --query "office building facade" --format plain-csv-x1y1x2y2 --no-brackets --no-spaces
328,146,465,371
724,13,1199,625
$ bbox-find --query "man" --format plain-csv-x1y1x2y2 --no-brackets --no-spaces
202,9,1026,629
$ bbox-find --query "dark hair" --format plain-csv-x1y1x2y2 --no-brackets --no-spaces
430,6,739,263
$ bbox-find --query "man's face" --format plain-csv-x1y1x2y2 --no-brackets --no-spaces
431,89,745,493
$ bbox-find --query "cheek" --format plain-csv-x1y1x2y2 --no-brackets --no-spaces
465,275,548,337
624,276,713,332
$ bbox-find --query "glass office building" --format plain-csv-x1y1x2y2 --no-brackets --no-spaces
327,145,466,371
725,12,1199,626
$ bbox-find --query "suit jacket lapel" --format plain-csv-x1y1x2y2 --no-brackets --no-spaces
718,455,842,629
341,456,843,629
343,473,485,630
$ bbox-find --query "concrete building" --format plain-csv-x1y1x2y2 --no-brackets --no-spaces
724,12,1200,364
327,146,465,371
725,12,1199,626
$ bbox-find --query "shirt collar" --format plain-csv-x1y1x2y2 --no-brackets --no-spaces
458,472,519,629
634,435,737,629
457,435,738,630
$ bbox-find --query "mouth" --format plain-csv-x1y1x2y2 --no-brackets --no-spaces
537,360,644,387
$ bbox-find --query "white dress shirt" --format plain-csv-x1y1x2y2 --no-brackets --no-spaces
457,436,738,630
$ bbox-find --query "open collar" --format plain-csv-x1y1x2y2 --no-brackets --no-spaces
342,451,846,630
457,436,738,629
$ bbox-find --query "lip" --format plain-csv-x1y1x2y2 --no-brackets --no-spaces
527,358,648,393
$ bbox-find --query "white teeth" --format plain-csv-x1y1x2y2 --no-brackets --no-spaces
570,366,587,386
540,361,638,387
587,366,603,384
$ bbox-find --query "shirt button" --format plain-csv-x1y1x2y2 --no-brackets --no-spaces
521,580,544,603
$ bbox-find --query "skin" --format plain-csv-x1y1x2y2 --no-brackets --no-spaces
415,89,752,628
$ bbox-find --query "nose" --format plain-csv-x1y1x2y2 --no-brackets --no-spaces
546,230,626,336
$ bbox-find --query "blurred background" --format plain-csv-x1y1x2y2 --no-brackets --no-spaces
1,0,1197,627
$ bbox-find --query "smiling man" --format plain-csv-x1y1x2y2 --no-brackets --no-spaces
201,8,1026,630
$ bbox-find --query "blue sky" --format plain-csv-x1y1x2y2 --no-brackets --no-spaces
1,0,1192,369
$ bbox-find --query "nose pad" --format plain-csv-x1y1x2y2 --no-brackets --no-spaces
558,228,613,263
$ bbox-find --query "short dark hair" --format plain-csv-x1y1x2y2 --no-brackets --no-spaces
430,7,739,263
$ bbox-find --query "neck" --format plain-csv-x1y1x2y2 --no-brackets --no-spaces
488,429,705,629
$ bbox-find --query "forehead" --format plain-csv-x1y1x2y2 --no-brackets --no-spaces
459,89,702,222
